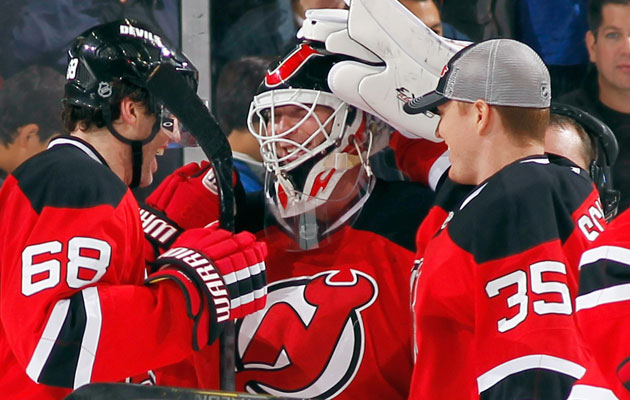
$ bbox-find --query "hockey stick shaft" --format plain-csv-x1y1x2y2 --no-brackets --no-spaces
64,383,307,400
146,64,236,390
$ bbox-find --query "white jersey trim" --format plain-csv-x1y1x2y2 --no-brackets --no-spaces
579,246,630,271
48,137,104,165
73,286,103,388
576,283,630,312
459,183,488,211
26,298,71,383
428,150,450,191
477,354,586,393
520,157,549,165
566,384,619,399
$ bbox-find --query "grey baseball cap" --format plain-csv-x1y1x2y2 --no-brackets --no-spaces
404,39,551,115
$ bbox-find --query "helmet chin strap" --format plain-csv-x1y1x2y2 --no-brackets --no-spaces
102,106,162,188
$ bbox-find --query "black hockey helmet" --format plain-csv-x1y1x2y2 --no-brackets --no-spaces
64,19,198,111
63,19,199,187
256,42,342,94
551,103,620,220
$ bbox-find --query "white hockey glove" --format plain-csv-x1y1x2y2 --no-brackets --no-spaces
299,0,471,141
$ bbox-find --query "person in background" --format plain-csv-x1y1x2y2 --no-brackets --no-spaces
216,0,347,71
0,0,179,81
560,0,630,212
215,56,276,192
0,65,65,182
399,0,470,40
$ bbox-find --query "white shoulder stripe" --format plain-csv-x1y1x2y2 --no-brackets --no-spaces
459,183,488,211
428,150,450,191
567,384,619,399
579,246,630,270
477,354,586,393
73,286,102,388
26,299,71,383
576,283,630,312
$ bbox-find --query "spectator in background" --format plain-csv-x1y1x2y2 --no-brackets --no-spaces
216,0,346,71
0,0,179,80
436,0,501,41
215,56,276,192
560,0,630,212
399,0,470,40
514,0,590,98
0,65,65,178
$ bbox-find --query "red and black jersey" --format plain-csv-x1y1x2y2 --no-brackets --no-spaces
575,208,630,399
410,155,612,399
389,131,449,189
0,137,200,399
199,179,433,399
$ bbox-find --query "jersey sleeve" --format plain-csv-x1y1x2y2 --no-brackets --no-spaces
0,177,199,389
575,210,630,398
473,242,588,399
389,131,449,189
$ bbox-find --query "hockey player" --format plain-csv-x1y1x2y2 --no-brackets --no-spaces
403,39,612,399
576,207,630,400
294,1,617,397
216,42,431,399
0,20,267,399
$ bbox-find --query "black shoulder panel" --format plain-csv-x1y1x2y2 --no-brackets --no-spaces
13,143,128,214
434,176,476,213
448,160,594,264
579,257,630,296
353,179,435,251
480,368,576,400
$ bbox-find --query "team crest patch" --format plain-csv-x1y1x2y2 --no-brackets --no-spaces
236,270,378,398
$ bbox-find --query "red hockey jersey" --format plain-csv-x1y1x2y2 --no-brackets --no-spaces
409,155,612,399
222,180,434,399
0,137,202,399
576,208,630,400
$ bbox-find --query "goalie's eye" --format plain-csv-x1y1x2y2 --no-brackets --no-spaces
260,109,271,124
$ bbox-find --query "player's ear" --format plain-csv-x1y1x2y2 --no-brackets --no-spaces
118,97,139,125
585,30,597,64
15,124,40,148
473,100,490,136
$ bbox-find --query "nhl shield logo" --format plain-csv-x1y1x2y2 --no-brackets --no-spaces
236,270,378,399
97,82,113,98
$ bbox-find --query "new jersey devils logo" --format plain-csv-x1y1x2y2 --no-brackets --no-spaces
236,270,378,399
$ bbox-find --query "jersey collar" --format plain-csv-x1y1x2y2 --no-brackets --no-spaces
48,136,110,168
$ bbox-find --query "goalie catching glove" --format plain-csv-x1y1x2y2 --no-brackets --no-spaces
297,0,471,140
146,223,267,350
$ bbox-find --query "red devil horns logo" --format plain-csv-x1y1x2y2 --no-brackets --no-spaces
236,270,378,399
264,43,322,88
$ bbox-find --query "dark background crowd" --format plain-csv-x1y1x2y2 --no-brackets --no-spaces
1,0,629,213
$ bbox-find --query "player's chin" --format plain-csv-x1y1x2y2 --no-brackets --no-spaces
138,158,158,188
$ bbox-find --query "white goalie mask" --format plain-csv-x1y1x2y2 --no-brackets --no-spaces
247,43,376,249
